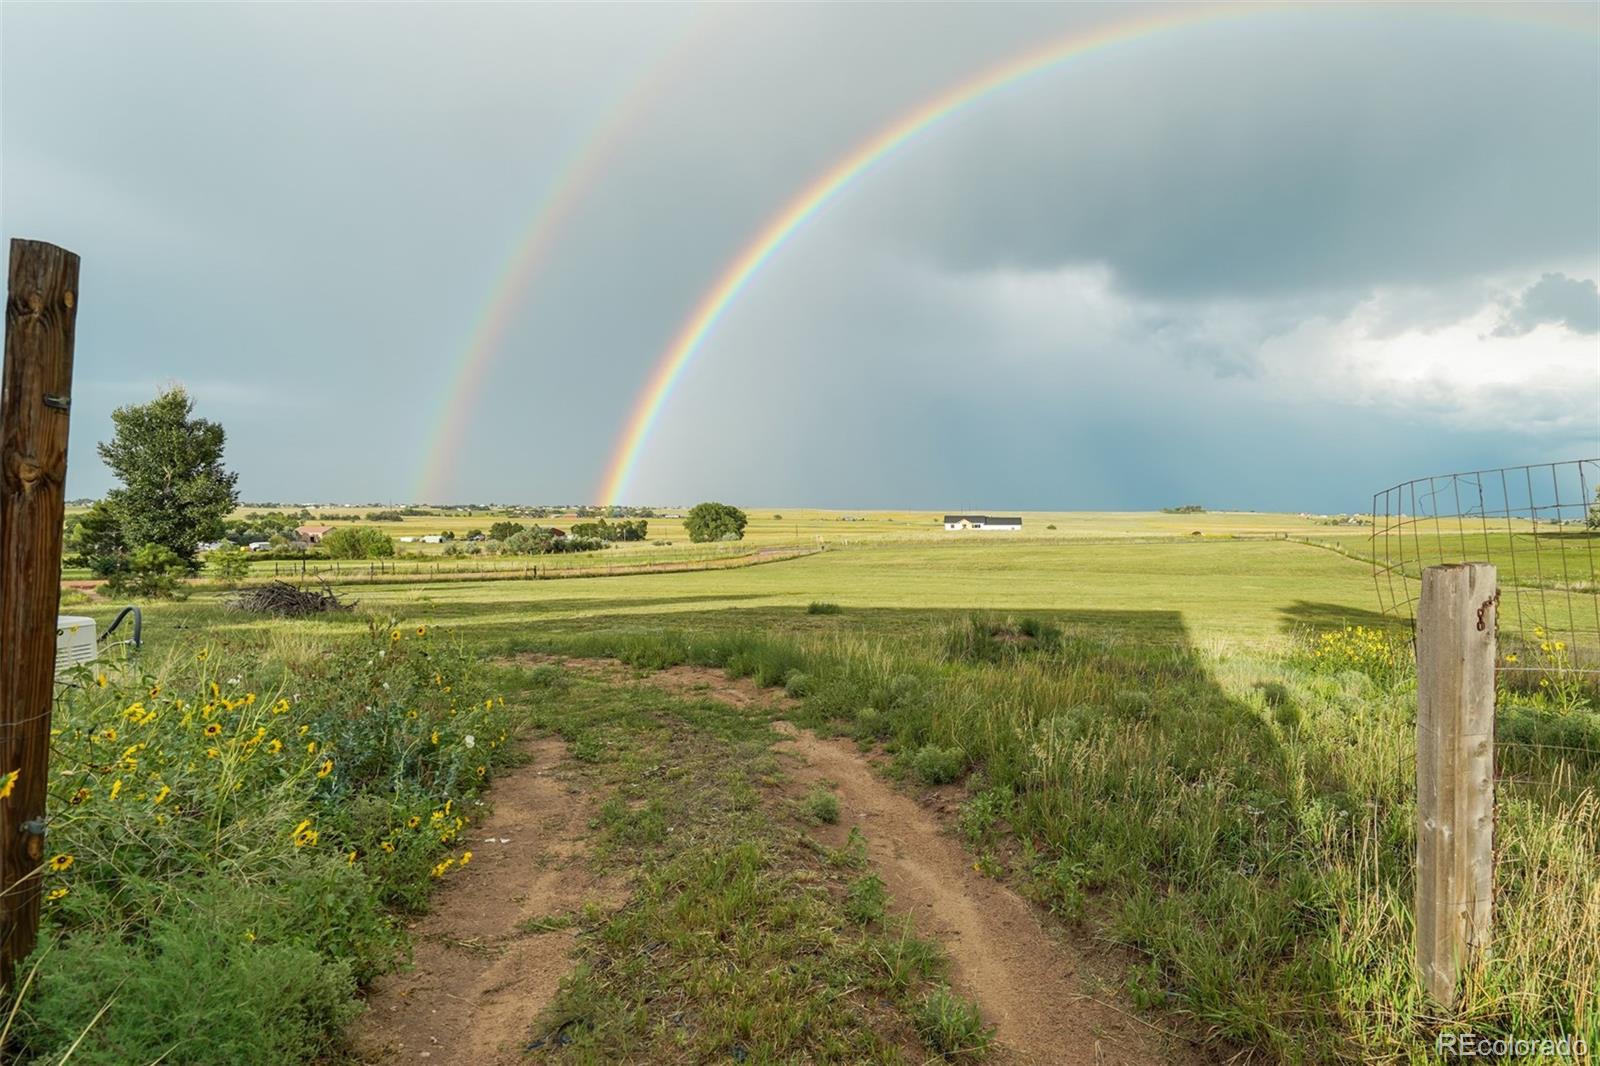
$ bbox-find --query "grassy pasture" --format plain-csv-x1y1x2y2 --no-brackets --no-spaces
42,528,1600,1062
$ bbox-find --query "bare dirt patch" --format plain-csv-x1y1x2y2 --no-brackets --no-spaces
510,653,797,712
773,721,1206,1066
351,738,616,1065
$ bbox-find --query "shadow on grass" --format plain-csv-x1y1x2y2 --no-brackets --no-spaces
1276,599,1407,635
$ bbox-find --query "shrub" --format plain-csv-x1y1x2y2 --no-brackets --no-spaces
912,986,992,1058
320,526,395,560
803,786,840,824
16,621,518,1063
205,541,251,585
785,670,814,698
843,873,887,924
105,543,189,600
911,744,965,785
807,601,843,615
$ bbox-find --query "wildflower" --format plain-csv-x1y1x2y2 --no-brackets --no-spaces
464,734,475,748
306,741,318,755
291,819,319,848
243,930,255,943
206,747,220,759
101,727,118,742
317,759,334,779
484,699,492,711
475,766,486,779
148,684,160,698
196,648,210,662
204,722,223,738
346,850,358,866
96,674,108,688
459,850,472,867
210,682,220,698
298,725,310,736
273,698,290,715
430,730,440,746
152,785,171,805
380,839,395,853
46,887,68,902
267,739,283,755
1506,653,1519,664
430,858,453,877
109,778,123,800
68,787,90,806
431,810,445,824
1555,641,1567,651
0,769,17,801
406,709,418,719
433,673,443,686
406,816,421,829
415,625,427,636
391,628,402,642
48,854,74,872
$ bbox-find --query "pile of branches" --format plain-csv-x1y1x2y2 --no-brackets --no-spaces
229,580,352,617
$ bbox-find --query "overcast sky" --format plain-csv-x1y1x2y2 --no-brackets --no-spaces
3,2,1596,510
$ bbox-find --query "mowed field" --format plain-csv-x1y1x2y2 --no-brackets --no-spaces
82,536,1383,655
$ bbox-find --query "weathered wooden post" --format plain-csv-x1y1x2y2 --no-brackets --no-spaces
0,239,80,989
1415,563,1496,1008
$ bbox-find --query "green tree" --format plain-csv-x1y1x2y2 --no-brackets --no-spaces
66,500,130,578
489,521,525,542
321,527,395,559
97,387,239,568
685,502,747,543
206,542,251,586
1588,487,1600,530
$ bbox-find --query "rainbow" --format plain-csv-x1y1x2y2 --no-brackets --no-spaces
595,1,1595,506
415,19,704,503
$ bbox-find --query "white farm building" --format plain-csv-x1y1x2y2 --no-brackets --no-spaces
943,514,1022,531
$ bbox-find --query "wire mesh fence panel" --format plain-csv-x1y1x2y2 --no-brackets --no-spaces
1372,458,1600,680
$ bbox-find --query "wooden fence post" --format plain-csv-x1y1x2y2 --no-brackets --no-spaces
0,239,80,990
1415,562,1496,1008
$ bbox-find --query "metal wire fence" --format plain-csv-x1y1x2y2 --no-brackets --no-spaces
1372,458,1600,679
1371,460,1599,827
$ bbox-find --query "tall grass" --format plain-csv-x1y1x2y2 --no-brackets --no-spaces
529,618,1598,1061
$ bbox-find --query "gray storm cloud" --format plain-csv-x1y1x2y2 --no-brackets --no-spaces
2,2,1595,508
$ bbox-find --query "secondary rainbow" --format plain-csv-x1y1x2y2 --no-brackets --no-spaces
595,1,1595,506
415,20,703,503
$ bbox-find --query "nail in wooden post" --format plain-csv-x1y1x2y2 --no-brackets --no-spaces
0,239,80,990
1415,562,1496,1008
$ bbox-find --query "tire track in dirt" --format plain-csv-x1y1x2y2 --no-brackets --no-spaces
352,738,615,1065
526,656,1207,1065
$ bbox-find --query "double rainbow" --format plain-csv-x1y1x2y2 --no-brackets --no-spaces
594,1,1592,505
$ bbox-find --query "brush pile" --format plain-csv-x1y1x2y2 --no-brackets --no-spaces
229,580,352,617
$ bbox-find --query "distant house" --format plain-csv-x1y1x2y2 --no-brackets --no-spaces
421,534,445,544
296,524,335,544
398,536,419,543
943,515,1022,532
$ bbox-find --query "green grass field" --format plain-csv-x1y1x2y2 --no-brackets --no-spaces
32,524,1600,1063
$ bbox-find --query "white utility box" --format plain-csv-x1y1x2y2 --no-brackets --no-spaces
56,615,98,675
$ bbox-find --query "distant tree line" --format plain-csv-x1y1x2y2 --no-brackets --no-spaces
1161,504,1206,515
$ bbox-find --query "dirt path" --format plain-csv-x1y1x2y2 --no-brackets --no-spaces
774,721,1201,1066
351,738,613,1065
531,655,1205,1065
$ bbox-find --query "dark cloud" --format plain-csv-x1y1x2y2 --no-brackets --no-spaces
1,2,1594,507
1493,273,1600,337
